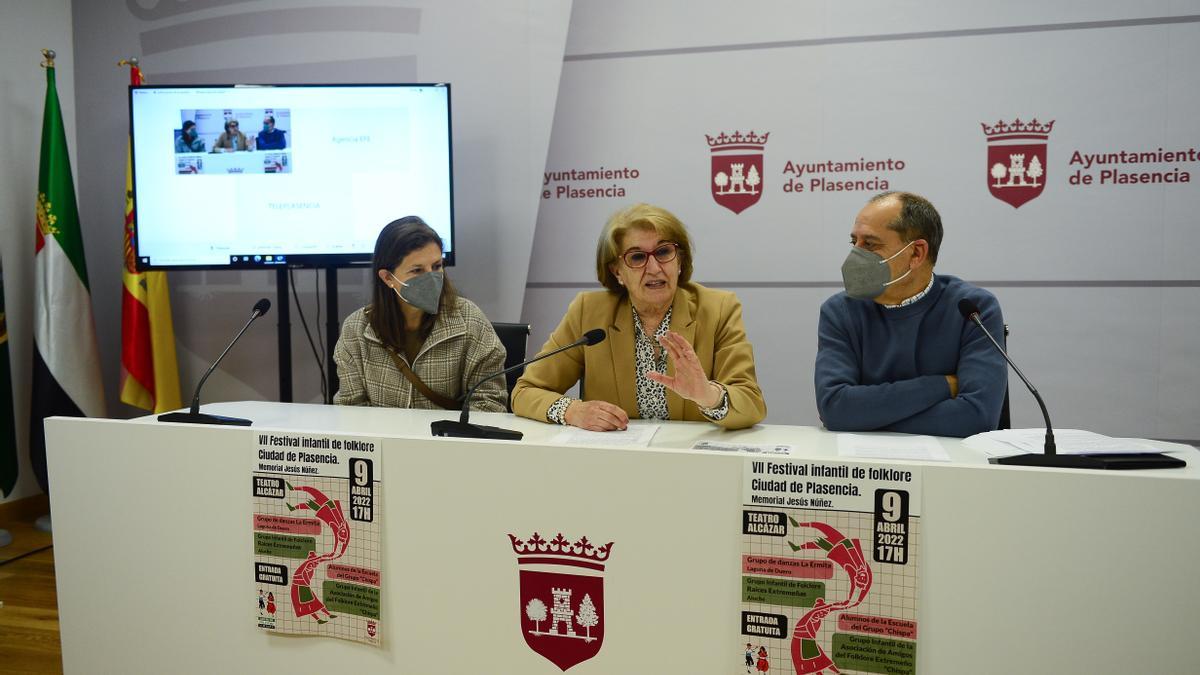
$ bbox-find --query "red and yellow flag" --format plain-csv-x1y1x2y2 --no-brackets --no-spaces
120,62,181,412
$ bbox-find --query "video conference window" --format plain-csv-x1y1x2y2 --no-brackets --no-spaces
174,108,292,175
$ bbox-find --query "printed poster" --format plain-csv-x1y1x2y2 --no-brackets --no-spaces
740,459,921,674
252,431,383,646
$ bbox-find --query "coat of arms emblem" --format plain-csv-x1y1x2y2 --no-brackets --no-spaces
707,130,769,214
508,531,613,671
982,117,1054,208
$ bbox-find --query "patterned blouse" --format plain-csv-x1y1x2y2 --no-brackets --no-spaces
547,306,730,424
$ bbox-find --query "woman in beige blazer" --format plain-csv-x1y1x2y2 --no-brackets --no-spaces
512,203,766,430
211,118,250,151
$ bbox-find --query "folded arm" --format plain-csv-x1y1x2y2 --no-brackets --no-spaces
814,303,950,431
332,321,369,406
883,298,1007,437
460,319,509,413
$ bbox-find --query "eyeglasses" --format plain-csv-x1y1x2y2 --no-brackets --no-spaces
621,242,680,268
229,122,239,127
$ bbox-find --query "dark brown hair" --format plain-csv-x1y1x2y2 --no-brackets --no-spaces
368,216,458,349
868,191,943,265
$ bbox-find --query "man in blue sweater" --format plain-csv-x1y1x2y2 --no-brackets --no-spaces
814,191,1007,437
256,115,287,150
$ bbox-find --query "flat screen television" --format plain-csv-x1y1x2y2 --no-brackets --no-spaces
129,83,454,270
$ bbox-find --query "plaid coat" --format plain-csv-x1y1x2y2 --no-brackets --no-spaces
333,297,508,411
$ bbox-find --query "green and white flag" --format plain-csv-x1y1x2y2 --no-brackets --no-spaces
31,54,106,493
1,258,16,497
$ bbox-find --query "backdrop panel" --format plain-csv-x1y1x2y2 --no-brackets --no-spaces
525,2,1200,441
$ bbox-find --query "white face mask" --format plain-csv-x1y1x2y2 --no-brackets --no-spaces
840,240,914,300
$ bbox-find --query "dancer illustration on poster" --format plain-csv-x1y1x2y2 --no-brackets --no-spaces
790,598,841,674
787,521,873,674
788,520,873,606
286,483,351,624
756,645,770,673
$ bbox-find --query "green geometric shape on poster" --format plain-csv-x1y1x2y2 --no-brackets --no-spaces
322,580,380,619
801,637,820,659
254,532,316,559
741,576,824,607
831,633,916,675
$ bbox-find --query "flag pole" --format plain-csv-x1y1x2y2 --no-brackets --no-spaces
31,45,108,533
33,47,58,535
33,47,53,535
117,56,183,415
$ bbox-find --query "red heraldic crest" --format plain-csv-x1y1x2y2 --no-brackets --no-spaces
707,130,769,214
982,117,1054,208
508,531,614,671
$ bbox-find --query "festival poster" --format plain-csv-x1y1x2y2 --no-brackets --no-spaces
252,431,383,646
739,459,921,675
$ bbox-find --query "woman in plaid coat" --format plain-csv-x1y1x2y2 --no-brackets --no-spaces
333,217,507,411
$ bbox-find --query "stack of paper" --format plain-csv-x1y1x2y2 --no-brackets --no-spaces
963,428,1166,457
550,422,660,448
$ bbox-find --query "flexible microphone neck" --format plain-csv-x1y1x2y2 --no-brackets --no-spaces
960,302,1056,454
955,303,1184,470
458,331,599,424
189,309,265,414
159,298,270,427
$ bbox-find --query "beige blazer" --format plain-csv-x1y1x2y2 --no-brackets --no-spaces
212,130,249,151
512,283,766,429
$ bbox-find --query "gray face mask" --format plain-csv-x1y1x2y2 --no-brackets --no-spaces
840,241,914,300
389,270,444,314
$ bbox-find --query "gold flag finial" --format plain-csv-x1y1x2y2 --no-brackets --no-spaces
41,49,56,68
117,57,139,68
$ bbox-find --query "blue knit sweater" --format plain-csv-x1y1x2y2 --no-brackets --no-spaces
814,275,1007,438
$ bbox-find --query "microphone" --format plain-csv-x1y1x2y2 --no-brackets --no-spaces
158,298,271,426
958,299,1182,470
431,328,607,441
958,299,1057,453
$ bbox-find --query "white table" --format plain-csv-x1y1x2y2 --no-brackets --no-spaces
45,402,1199,673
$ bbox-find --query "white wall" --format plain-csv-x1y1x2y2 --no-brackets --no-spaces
523,0,1200,442
0,0,78,503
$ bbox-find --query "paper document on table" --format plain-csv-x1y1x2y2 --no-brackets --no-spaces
836,434,951,462
964,429,1166,456
691,440,793,455
550,422,660,448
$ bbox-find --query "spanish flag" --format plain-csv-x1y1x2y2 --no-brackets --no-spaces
119,62,181,413
31,51,106,492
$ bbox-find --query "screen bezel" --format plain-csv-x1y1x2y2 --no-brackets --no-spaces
129,82,456,271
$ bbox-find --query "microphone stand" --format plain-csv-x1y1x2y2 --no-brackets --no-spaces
158,308,265,426
431,335,598,441
966,313,1183,470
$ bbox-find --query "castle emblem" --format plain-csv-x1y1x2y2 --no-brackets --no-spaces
707,130,769,214
508,531,613,671
982,117,1054,208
